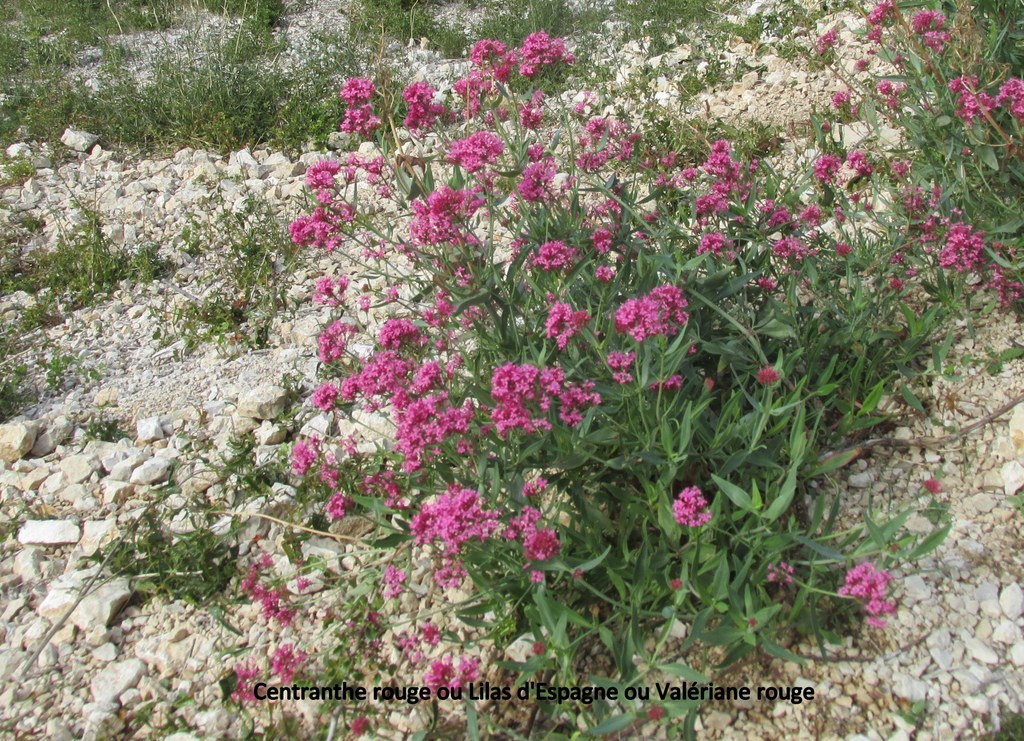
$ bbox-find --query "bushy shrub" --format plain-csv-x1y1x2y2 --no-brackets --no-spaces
815,0,1024,310
270,30,965,734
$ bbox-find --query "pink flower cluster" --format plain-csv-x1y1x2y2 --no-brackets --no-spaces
606,351,635,384
949,75,996,123
382,565,407,598
518,157,566,203
530,240,578,272
338,77,381,138
313,275,350,307
577,116,640,171
489,363,600,435
409,186,485,247
938,222,987,272
271,643,307,684
767,561,795,584
545,302,590,349
672,486,712,528
403,81,447,131
410,486,501,587
378,318,426,350
423,656,480,692
317,320,358,363
448,131,505,173
517,31,574,77
838,562,896,628
911,9,949,51
816,28,838,55
240,554,295,626
614,285,689,342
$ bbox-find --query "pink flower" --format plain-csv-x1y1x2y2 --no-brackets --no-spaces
938,223,986,272
672,486,712,527
326,492,351,520
522,478,548,498
378,319,425,350
846,150,873,177
313,275,350,306
271,643,307,684
317,320,358,363
614,285,689,342
816,28,839,55
813,154,842,184
649,375,682,392
409,186,484,247
423,657,480,691
949,75,996,123
545,302,590,349
998,78,1024,120
517,31,573,78
383,565,407,598
231,660,260,704
911,10,949,51
831,89,853,111
470,39,515,81
838,562,896,627
606,351,635,384
350,717,369,735
697,231,729,256
420,621,441,645
448,131,505,173
757,366,781,385
290,437,320,476
311,383,340,412
403,81,446,130
305,159,341,190
518,157,559,203
340,77,375,105
591,227,613,253
340,104,381,138
410,486,501,557
523,527,560,562
530,240,578,272
767,561,795,584
923,478,942,493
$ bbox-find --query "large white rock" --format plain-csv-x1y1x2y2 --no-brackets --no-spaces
31,417,73,457
130,457,172,485
18,520,80,545
71,579,132,631
1001,583,1024,620
60,454,101,485
135,416,165,443
1002,459,1024,496
0,423,37,463
1008,405,1024,454
90,659,146,704
237,385,288,419
60,127,99,152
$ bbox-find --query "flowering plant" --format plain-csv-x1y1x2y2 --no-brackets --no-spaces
280,30,956,734
816,0,1024,310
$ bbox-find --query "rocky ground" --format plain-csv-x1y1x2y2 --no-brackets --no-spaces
1,1,1023,739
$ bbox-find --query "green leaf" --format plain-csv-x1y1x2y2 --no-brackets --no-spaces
907,522,951,560
763,465,797,522
978,145,999,171
711,474,752,511
658,662,710,683
808,448,859,478
587,713,634,736
900,384,927,414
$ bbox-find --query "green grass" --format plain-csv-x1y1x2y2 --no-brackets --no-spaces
170,194,300,351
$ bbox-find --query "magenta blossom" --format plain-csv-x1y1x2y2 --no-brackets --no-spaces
673,486,712,527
